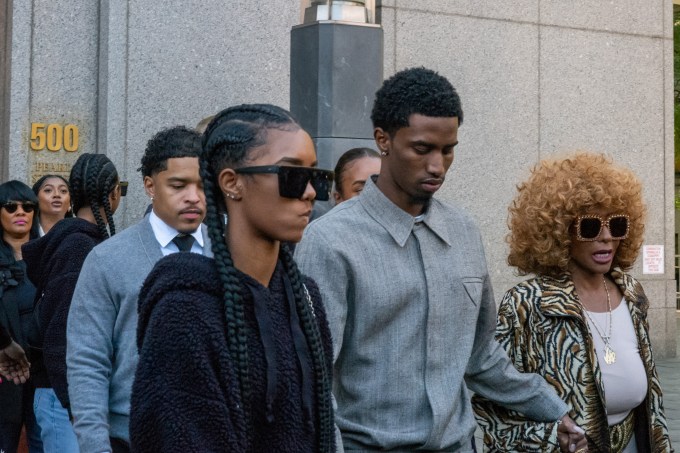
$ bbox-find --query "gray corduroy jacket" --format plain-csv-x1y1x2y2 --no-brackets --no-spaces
295,178,568,452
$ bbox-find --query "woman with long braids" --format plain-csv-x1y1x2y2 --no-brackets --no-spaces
130,104,336,452
23,153,124,452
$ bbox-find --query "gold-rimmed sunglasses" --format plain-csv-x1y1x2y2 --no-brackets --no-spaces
574,214,630,241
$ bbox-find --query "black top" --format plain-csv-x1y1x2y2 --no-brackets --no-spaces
0,251,36,424
22,217,106,406
0,324,10,349
0,256,34,350
130,253,335,453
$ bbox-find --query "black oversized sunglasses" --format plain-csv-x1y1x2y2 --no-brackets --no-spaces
235,165,334,201
1,201,37,214
118,181,128,197
574,214,630,241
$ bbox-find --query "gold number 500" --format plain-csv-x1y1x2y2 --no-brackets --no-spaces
30,123,79,152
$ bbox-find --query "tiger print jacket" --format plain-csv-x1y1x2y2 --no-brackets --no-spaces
472,268,673,453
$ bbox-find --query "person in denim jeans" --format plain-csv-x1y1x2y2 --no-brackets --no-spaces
24,153,124,453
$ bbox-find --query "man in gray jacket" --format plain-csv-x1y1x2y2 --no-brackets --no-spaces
66,126,210,453
295,68,587,452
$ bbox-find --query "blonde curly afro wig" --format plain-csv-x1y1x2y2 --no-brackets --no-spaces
507,152,646,277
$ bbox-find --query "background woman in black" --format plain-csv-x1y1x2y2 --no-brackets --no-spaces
130,104,336,452
0,180,42,453
23,153,123,453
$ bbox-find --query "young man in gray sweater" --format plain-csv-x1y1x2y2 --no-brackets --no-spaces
66,126,210,453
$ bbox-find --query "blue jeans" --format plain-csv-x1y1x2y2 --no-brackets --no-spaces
33,388,79,453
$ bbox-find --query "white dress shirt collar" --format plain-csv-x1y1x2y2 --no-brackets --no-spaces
148,210,204,254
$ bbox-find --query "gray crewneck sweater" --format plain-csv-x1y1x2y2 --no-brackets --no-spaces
66,217,210,452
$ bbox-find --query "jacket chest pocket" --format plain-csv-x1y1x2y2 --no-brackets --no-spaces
462,277,483,307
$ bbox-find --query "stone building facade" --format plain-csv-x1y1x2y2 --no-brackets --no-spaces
1,0,676,356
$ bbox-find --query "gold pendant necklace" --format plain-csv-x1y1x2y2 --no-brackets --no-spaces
604,343,616,365
583,276,616,364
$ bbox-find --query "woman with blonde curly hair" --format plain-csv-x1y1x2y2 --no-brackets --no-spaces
472,152,673,453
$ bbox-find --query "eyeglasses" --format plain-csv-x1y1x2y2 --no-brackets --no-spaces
1,201,37,214
118,181,128,197
574,214,630,241
234,165,334,201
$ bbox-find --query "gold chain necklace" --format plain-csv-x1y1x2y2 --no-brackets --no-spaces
582,276,616,364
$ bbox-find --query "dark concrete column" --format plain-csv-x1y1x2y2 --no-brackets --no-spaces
290,4,383,174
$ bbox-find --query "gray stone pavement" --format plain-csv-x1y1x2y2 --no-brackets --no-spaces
656,315,680,447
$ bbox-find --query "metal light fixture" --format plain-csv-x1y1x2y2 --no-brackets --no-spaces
303,0,373,24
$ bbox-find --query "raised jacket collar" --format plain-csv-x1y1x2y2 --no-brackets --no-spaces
537,267,645,320
358,176,451,247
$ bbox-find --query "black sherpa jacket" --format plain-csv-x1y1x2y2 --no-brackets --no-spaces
22,217,106,407
130,252,335,453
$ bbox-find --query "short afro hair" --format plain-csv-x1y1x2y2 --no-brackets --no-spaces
139,126,202,177
371,67,463,136
507,152,646,277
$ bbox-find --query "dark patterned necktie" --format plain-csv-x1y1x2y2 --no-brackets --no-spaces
172,234,195,253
